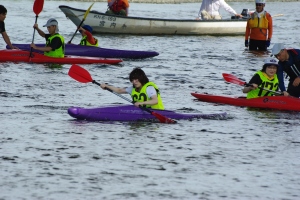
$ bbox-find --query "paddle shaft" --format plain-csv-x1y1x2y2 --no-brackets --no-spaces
30,0,44,58
68,3,94,43
244,83,283,95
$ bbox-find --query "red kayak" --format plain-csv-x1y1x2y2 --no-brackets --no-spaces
191,93,300,112
0,50,122,65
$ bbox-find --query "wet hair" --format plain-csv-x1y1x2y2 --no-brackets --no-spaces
129,67,149,85
262,64,278,72
0,5,7,14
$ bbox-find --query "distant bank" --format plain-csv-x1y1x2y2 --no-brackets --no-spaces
50,0,299,3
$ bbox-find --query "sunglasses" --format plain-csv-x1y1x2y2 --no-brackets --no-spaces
256,3,264,6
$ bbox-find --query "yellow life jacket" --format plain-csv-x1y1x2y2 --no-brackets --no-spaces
247,71,279,99
44,34,65,58
131,82,164,110
248,11,268,29
80,36,99,47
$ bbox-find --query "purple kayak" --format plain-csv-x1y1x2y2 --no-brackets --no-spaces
68,105,227,122
8,44,159,59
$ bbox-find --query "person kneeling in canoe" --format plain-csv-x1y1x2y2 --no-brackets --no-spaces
243,58,279,99
30,18,65,58
106,0,129,16
78,25,98,47
100,68,164,110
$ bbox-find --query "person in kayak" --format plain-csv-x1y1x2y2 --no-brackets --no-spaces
244,0,273,51
106,0,129,16
0,5,18,49
100,67,165,110
78,25,98,47
272,43,300,98
30,18,65,58
196,0,242,20
243,57,279,99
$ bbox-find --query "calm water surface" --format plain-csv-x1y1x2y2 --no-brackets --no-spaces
1,0,300,199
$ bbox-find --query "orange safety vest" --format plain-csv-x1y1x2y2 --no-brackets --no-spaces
108,0,129,13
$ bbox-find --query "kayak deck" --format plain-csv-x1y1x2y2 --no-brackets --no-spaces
191,92,300,112
68,105,227,122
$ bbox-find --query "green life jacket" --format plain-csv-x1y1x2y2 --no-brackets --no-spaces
131,82,164,110
44,34,65,58
247,71,279,99
80,36,99,47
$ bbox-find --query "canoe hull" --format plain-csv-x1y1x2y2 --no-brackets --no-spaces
191,93,300,111
0,50,122,64
59,5,247,36
9,44,159,59
68,105,227,122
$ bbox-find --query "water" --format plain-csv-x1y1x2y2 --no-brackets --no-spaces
1,1,300,199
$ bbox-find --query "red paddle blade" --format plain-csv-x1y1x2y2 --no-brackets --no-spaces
33,0,44,15
151,111,177,124
222,73,246,86
68,64,93,83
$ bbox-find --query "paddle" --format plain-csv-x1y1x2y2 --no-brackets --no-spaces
222,73,283,95
68,64,177,124
30,0,44,58
68,3,94,44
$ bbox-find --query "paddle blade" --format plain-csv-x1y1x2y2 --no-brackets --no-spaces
222,73,246,86
151,111,177,124
33,0,44,15
68,64,93,83
83,3,94,20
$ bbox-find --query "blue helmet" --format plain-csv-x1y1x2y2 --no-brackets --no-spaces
82,25,93,33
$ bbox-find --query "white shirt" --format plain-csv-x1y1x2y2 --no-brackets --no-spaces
198,0,237,19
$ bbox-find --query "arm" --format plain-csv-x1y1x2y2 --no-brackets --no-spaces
242,74,261,93
1,32,17,49
30,44,52,52
219,0,237,15
267,13,273,40
276,65,286,92
83,29,96,45
245,20,250,40
100,83,127,94
33,24,45,38
134,95,158,107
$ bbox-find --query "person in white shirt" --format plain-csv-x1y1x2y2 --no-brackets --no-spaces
196,0,242,20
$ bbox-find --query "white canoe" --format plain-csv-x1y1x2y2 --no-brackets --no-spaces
59,5,247,36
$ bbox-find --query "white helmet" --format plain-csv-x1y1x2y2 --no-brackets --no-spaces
263,57,279,66
255,0,266,3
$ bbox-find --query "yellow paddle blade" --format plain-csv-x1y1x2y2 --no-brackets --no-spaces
83,3,94,20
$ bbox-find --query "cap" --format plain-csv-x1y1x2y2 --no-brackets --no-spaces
272,43,285,55
255,0,266,3
82,25,93,33
43,18,58,27
264,57,279,66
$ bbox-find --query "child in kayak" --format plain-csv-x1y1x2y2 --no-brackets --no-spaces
100,67,165,110
30,18,65,58
243,57,279,99
0,5,18,49
78,25,98,47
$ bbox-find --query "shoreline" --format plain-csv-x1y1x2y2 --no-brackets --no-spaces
49,0,300,3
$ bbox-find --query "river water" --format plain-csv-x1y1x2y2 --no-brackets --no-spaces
1,1,300,200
